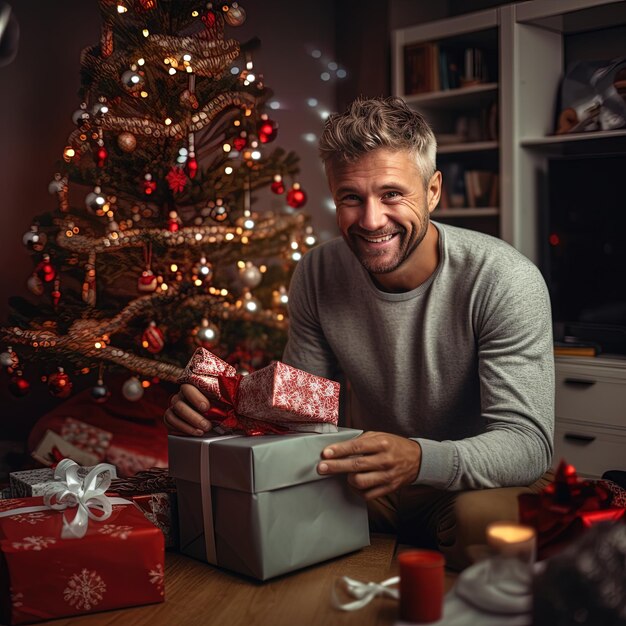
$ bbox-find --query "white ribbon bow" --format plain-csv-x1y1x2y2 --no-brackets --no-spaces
43,458,117,539
331,575,400,611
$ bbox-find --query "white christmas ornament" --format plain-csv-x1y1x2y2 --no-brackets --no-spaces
122,376,144,402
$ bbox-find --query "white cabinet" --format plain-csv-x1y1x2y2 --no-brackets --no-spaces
554,356,626,478
392,0,626,262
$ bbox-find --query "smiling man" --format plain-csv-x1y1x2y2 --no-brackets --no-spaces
165,96,555,570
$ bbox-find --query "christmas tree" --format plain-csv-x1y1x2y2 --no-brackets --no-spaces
0,0,317,404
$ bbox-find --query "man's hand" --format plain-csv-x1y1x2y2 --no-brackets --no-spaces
163,383,212,436
316,431,422,500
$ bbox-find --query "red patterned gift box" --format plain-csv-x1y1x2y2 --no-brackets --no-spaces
60,418,113,462
0,461,164,624
107,469,178,549
105,444,168,478
178,348,340,435
518,459,625,561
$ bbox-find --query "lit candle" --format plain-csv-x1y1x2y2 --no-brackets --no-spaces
486,522,537,562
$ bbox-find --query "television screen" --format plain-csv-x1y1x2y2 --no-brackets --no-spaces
546,153,626,355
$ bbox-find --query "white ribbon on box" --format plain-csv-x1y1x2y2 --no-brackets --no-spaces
0,458,131,539
200,436,239,564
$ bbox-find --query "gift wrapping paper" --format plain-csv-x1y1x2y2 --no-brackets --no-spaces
168,428,370,581
518,460,625,560
177,347,340,435
0,496,164,624
60,418,113,461
30,430,100,469
104,444,168,478
9,465,117,499
107,469,178,549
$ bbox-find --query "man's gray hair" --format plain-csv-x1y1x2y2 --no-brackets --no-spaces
319,96,437,186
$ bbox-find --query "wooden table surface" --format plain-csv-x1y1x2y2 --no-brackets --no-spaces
44,535,404,626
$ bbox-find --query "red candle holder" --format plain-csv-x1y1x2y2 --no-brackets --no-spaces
398,549,445,623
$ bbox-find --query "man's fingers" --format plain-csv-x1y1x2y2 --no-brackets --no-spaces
163,407,209,436
321,431,386,460
168,391,212,433
179,383,210,413
317,453,383,476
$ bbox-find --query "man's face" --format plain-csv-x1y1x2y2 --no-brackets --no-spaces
328,148,440,279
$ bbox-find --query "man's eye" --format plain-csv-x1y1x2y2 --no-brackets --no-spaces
342,194,361,203
384,191,401,199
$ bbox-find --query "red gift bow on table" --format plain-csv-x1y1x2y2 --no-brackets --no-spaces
518,460,625,559
177,348,339,436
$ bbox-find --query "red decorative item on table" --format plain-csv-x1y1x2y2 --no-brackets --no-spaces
0,460,164,625
177,348,340,435
518,459,625,560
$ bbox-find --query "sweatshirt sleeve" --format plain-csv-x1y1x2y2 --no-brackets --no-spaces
414,258,555,490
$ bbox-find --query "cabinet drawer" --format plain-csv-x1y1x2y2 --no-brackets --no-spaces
555,369,626,430
553,421,626,479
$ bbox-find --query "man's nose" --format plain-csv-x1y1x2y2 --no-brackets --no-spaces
359,199,387,232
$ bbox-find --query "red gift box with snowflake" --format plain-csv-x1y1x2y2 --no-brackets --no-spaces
107,468,178,549
0,460,164,624
177,347,340,435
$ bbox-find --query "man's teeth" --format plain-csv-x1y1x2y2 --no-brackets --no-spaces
362,234,394,243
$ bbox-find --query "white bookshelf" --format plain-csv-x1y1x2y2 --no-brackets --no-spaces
392,0,626,258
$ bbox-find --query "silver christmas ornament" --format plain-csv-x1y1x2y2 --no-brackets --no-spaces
239,262,262,288
223,3,246,26
122,376,144,402
121,69,145,93
194,319,220,349
90,379,111,403
91,100,109,120
72,106,90,126
85,187,106,213
22,226,47,251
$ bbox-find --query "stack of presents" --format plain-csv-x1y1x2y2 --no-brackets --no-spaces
1,348,625,623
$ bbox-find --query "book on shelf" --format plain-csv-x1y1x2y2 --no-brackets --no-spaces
404,44,495,95
439,162,466,209
463,170,498,208
404,42,439,95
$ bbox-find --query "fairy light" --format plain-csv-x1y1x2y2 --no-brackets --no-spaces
137,58,145,66
164,117,172,125
160,283,168,291
143,29,149,37
220,289,228,296
225,233,234,241
194,279,202,287
140,91,148,98
250,150,261,160
237,260,245,269
244,218,255,229
194,233,202,241
192,10,199,16
170,264,178,272
292,251,302,261
224,166,233,175
223,143,232,152
117,3,127,13
290,241,299,250
169,67,176,75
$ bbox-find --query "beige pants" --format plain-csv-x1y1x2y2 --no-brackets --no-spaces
367,471,553,571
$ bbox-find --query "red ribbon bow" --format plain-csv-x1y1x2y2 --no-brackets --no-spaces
518,460,624,560
205,374,288,436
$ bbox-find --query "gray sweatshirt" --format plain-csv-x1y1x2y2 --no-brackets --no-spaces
283,221,554,491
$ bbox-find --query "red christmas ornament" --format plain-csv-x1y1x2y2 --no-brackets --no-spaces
166,166,188,193
286,183,307,209
233,135,247,152
138,269,158,293
187,155,198,179
168,210,181,232
36,254,56,283
143,173,157,196
202,10,216,27
9,372,30,397
51,279,61,307
48,367,73,399
271,175,284,195
142,321,165,354
96,145,108,168
257,118,278,143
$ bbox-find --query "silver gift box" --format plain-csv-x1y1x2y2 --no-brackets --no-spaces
168,428,370,581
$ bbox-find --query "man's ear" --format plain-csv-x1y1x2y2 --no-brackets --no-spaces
427,171,442,213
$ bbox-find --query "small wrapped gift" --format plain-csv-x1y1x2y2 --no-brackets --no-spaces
105,443,168,478
9,463,117,499
31,429,100,468
107,468,178,549
0,460,164,625
178,347,340,435
518,459,625,560
168,429,370,581
60,417,113,461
